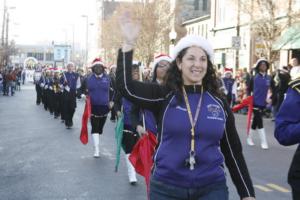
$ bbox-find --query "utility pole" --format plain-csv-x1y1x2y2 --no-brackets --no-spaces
235,0,241,70
288,0,292,26
81,15,88,66
72,24,75,61
5,12,9,47
1,0,6,47
249,0,254,70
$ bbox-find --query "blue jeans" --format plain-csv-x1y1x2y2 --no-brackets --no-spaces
150,177,228,200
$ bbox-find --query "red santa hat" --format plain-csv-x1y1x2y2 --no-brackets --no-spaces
53,67,60,73
91,58,105,68
171,35,214,62
152,54,172,68
224,67,233,75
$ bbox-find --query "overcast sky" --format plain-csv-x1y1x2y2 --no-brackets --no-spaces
1,0,98,48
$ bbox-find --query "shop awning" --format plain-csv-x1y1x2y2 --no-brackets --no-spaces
273,24,300,50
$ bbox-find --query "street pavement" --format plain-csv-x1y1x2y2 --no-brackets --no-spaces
0,84,296,200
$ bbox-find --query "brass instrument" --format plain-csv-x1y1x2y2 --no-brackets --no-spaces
53,73,61,93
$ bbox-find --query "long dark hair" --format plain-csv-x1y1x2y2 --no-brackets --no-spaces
164,47,223,102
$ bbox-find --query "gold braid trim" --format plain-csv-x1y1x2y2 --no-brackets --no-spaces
289,78,300,94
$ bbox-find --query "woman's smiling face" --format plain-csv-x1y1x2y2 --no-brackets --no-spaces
177,46,208,85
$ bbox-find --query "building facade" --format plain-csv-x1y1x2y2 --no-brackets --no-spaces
181,0,300,72
53,44,71,67
10,44,73,68
10,45,54,67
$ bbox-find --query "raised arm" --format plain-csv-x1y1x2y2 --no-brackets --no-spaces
116,12,169,113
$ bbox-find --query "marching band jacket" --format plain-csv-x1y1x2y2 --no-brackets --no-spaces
60,72,80,93
249,73,272,107
130,104,158,135
116,49,255,199
275,78,300,189
114,91,134,127
82,73,113,116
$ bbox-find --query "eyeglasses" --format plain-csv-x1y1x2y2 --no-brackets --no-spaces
157,64,170,68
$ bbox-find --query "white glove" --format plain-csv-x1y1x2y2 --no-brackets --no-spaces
109,101,114,109
119,11,140,50
136,125,147,137
117,111,122,118
81,94,86,100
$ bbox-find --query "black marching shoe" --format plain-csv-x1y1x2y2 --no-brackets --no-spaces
130,181,137,186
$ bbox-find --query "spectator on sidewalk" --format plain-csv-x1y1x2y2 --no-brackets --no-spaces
0,70,3,94
291,57,300,80
21,67,26,85
5,69,16,96
222,67,236,107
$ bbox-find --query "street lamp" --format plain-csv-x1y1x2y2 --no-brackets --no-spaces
1,4,16,47
81,15,88,66
169,29,177,54
1,1,16,68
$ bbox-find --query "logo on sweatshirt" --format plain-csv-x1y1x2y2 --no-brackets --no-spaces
207,104,223,121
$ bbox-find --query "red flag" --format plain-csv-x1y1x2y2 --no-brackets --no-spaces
232,96,253,135
129,131,157,199
80,96,91,144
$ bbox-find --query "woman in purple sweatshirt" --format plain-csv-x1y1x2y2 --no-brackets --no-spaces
246,58,273,149
116,14,255,200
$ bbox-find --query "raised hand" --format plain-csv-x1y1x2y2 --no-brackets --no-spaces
136,125,147,137
119,11,140,51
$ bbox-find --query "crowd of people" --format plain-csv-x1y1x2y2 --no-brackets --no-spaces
33,62,87,129
0,67,26,96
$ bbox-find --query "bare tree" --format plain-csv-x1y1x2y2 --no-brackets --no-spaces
101,0,173,68
236,0,300,67
0,40,16,68
101,13,122,66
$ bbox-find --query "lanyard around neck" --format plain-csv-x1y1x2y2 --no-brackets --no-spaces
182,86,203,153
